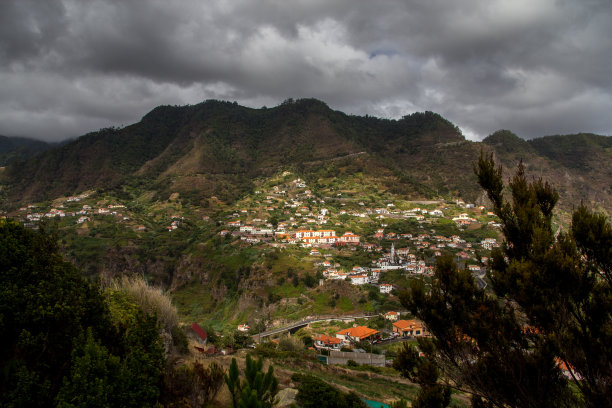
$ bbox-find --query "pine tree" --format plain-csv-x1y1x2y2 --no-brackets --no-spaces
225,358,241,408
225,355,278,408
397,153,612,407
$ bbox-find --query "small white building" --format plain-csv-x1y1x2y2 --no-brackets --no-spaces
384,311,400,321
379,284,393,294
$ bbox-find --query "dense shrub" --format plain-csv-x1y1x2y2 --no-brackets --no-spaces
0,220,167,407
109,275,179,333
277,335,305,352
161,360,225,407
0,221,110,406
291,373,366,408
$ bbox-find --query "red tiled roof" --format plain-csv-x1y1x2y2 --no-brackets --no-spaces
336,326,379,340
393,320,423,332
316,334,342,345
191,322,207,341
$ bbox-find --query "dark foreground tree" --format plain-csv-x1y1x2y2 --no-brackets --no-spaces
397,154,611,408
291,373,367,408
0,220,110,406
0,220,166,407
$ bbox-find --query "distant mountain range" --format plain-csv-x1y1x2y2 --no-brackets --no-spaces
0,135,55,166
1,99,611,213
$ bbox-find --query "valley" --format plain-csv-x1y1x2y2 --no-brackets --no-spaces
3,165,503,337
1,99,610,407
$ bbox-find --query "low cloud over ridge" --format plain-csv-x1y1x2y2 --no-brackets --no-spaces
1,0,611,141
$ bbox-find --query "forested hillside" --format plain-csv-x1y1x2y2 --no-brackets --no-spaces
0,135,52,166
3,99,609,212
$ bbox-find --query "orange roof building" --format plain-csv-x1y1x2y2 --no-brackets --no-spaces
393,320,426,337
384,311,400,321
314,334,342,349
336,326,380,342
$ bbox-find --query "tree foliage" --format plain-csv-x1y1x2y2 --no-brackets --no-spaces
225,355,279,408
292,373,367,408
0,220,166,407
0,220,110,406
161,359,225,407
398,153,612,407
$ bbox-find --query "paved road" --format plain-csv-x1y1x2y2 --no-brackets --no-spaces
252,313,378,342
473,271,487,290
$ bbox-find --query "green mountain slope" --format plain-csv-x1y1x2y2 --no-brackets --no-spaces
1,99,611,213
2,100,611,332
0,135,52,166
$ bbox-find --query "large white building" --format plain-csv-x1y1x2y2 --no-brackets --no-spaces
350,275,369,285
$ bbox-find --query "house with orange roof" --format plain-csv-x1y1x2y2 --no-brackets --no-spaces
393,320,426,337
384,311,400,321
379,283,393,294
338,232,360,245
336,326,380,343
314,334,342,350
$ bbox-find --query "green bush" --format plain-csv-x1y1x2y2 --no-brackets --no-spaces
0,220,168,407
225,355,279,408
278,335,305,352
171,326,189,354
108,276,179,334
292,374,366,408
0,221,110,406
161,360,225,407
346,360,359,368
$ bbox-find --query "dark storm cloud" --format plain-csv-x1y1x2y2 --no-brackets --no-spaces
0,0,611,141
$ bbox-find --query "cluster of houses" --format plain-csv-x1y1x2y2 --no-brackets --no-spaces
15,195,194,234
65,193,91,202
219,175,502,273
317,262,396,293
313,316,427,350
480,238,499,250
317,230,493,290
452,213,478,226
20,203,127,223
225,221,362,247
166,215,184,232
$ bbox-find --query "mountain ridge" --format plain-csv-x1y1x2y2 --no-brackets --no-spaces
0,135,55,166
1,99,610,213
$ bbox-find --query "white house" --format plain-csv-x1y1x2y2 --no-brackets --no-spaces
384,311,400,321
339,232,360,245
379,284,393,294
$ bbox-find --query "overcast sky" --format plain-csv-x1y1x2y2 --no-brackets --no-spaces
1,0,611,142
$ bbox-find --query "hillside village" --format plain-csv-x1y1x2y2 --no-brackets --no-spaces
1,168,505,342
5,174,501,288
216,175,499,287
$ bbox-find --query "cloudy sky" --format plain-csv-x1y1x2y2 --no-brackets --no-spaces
1,0,611,142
